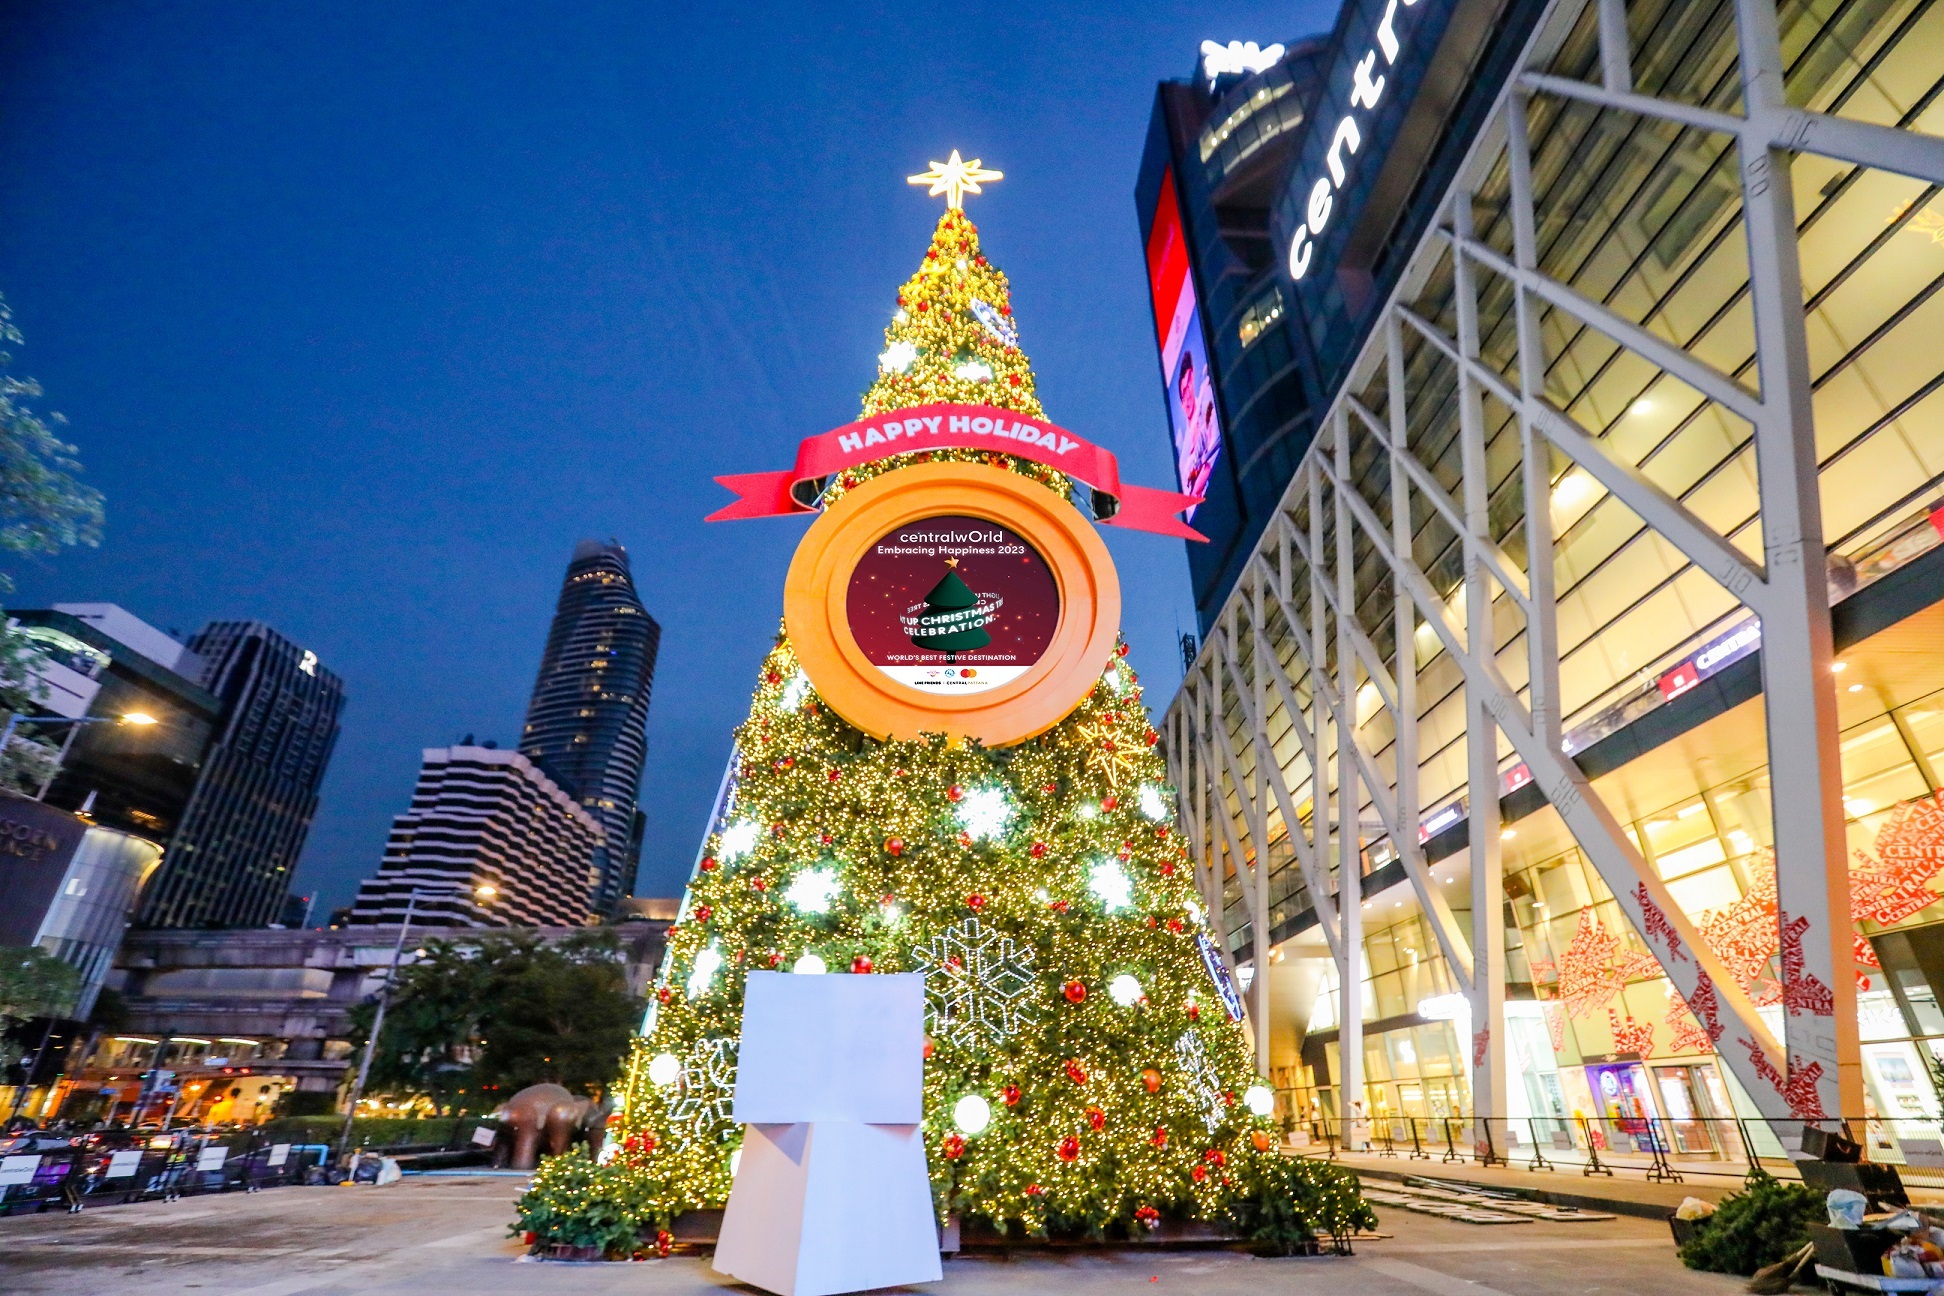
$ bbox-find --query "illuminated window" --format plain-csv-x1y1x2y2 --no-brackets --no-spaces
1197,79,1293,164
1238,288,1284,348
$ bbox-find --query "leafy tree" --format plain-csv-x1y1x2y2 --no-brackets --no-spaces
0,945,81,1070
473,929,641,1096
349,928,642,1112
0,293,105,793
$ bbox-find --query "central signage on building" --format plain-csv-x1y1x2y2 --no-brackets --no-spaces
1286,0,1427,281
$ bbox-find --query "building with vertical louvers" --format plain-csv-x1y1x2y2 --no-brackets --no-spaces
349,745,603,927
519,540,660,915
139,621,344,929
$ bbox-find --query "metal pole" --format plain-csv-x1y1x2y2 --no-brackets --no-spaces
337,891,417,1166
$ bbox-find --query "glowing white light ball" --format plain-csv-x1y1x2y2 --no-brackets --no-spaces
957,786,1013,840
793,953,828,975
647,1053,681,1086
785,866,843,915
1089,859,1134,912
953,1094,992,1135
1109,974,1143,1006
717,820,759,862
687,943,724,999
1244,1084,1275,1117
1139,783,1171,821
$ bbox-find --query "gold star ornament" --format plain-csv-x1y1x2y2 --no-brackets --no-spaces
908,150,1003,209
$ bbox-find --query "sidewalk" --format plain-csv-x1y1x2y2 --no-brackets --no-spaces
1316,1147,1944,1219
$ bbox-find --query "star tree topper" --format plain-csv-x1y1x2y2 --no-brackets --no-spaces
908,149,1003,209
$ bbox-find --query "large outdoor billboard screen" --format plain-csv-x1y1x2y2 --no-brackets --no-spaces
1145,169,1220,519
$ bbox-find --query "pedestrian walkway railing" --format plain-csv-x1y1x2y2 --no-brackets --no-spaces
1285,1114,1944,1190
0,1130,330,1215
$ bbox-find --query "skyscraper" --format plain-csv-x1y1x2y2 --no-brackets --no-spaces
349,745,603,928
140,622,345,929
520,540,659,914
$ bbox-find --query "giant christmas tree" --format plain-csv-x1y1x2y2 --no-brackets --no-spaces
523,167,1371,1251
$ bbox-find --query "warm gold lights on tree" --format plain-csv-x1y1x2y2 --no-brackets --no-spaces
518,169,1373,1252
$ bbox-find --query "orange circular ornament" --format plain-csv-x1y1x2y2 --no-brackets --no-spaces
784,462,1120,746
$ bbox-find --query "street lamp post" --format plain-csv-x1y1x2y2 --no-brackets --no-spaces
337,890,419,1169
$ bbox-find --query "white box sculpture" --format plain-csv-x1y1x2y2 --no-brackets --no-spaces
713,971,942,1296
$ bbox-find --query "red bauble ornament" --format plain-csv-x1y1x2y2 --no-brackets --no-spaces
1064,1059,1088,1085
820,833,833,844
881,892,896,905
1062,980,1086,1003
1141,1068,1162,1093
751,877,768,891
1191,1165,1207,1183
655,1229,673,1258
1042,781,1058,793
1116,642,1130,657
1204,1148,1226,1166
922,1037,935,1060
885,837,905,857
828,769,842,783
1086,1106,1105,1132
1056,1136,1079,1162
946,784,964,802
918,301,930,311
1151,1127,1168,1148
1156,825,1170,839
1135,1205,1160,1230
1009,373,1022,387
766,671,782,684
1051,900,1070,914
1146,917,1158,929
1030,841,1048,858
1222,1091,1235,1107
851,955,874,974
1167,918,1184,934
1002,1084,1021,1106
1161,863,1176,877
942,1134,965,1160
700,857,718,871
1102,796,1118,812
957,832,973,848
692,904,713,922
767,952,781,967
966,894,986,911
1146,729,1160,746
842,474,858,489
656,987,673,1004
1025,1183,1043,1196
1187,1004,1201,1021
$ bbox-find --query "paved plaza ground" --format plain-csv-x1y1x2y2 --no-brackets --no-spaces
0,1171,1746,1296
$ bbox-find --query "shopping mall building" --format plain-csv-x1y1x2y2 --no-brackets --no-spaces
1139,0,1944,1164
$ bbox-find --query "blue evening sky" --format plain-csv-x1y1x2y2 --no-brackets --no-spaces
0,1,1329,914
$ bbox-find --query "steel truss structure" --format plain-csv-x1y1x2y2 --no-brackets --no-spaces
1165,0,1944,1141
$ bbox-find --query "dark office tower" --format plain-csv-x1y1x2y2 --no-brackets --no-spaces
520,540,659,915
139,623,345,929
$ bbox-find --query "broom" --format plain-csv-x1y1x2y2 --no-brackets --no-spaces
1746,1242,1815,1294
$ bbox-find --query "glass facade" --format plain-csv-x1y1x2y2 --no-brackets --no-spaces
1159,0,1944,1156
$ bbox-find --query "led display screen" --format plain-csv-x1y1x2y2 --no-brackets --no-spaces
1145,168,1221,519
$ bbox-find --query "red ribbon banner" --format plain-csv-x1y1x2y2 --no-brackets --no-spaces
707,402,1206,542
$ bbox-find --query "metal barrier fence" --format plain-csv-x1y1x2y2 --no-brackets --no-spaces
0,1131,331,1215
1287,1115,1944,1190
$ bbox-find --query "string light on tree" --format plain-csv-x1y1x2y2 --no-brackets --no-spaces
573,156,1375,1251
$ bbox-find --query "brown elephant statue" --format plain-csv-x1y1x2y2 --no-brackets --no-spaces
491,1083,611,1170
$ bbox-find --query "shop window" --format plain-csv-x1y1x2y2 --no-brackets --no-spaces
1667,863,1742,918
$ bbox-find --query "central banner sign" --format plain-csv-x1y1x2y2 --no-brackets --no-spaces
844,514,1059,695
784,462,1120,746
